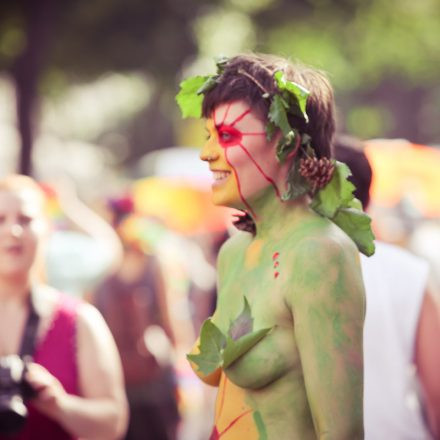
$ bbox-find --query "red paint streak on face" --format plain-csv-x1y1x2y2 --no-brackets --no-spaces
274,271,280,279
224,148,257,219
230,108,251,126
274,261,279,268
238,143,281,198
273,252,280,260
221,102,232,125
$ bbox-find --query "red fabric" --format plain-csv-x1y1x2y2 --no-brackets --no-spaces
1,292,80,440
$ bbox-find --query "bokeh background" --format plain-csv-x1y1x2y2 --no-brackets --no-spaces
1,1,439,439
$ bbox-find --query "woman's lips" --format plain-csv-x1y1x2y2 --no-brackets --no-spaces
212,170,231,186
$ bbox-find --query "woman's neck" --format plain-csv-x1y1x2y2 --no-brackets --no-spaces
0,276,31,304
247,186,312,239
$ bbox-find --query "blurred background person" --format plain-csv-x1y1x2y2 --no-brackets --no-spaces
0,174,128,439
92,196,180,440
334,136,440,439
42,177,123,299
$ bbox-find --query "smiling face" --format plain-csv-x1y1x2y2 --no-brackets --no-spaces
0,189,44,281
201,100,283,213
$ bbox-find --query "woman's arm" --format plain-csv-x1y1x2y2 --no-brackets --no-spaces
415,289,440,438
289,235,365,439
28,303,128,439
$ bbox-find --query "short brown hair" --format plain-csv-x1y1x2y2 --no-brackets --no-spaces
202,53,335,158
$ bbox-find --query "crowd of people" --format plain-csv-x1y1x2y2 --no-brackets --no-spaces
0,52,439,440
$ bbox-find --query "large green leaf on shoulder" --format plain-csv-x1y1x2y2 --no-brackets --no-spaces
223,328,272,369
310,161,355,218
332,207,376,256
176,75,210,118
274,71,310,123
186,318,226,375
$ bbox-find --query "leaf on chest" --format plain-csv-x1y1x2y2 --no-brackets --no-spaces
187,319,226,375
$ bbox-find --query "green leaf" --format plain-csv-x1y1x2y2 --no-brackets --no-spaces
276,130,297,163
197,75,217,95
228,297,253,340
332,207,376,256
310,161,355,218
215,55,229,74
274,71,310,123
223,328,272,369
176,75,209,118
266,121,277,141
282,159,311,201
268,94,291,136
187,318,226,375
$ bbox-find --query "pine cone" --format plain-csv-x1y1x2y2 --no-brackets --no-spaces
299,157,335,192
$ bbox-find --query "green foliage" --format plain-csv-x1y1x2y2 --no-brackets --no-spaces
310,161,375,256
268,94,291,136
176,75,210,118
223,328,271,369
274,71,309,123
187,297,272,374
281,158,311,201
187,319,226,376
333,207,376,257
310,161,355,218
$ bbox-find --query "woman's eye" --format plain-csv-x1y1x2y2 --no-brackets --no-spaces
18,215,32,226
220,132,232,141
217,126,242,145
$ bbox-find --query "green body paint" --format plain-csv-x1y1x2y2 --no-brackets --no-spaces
193,186,365,439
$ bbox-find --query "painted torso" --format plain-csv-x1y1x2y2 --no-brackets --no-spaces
201,204,365,439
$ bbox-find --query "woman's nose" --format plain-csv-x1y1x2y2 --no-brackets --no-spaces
200,138,220,163
10,223,23,238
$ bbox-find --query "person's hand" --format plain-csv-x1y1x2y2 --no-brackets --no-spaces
25,362,67,419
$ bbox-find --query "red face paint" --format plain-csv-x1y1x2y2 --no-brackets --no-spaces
211,102,283,219
217,125,243,148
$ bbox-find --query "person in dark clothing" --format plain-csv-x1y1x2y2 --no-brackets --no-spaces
93,197,179,440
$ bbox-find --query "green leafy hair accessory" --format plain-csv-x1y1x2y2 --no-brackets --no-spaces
176,56,229,119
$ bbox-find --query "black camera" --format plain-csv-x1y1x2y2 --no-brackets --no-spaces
0,355,36,435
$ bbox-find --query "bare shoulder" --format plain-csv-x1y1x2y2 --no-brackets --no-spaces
76,301,112,342
290,222,359,262
286,223,364,307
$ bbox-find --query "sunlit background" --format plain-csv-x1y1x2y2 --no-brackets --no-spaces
1,1,439,438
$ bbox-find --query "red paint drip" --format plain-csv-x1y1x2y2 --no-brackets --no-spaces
218,409,253,437
225,148,257,219
238,143,281,198
273,252,280,260
274,271,280,279
231,108,251,126
209,427,220,440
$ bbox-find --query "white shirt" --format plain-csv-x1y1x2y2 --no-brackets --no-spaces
362,241,431,439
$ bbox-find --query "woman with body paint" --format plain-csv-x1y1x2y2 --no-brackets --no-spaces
178,54,370,439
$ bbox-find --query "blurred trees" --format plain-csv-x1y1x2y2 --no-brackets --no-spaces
0,0,439,174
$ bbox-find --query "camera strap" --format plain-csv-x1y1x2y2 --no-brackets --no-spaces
19,291,40,359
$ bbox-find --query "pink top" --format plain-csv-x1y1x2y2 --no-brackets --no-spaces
1,292,80,440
